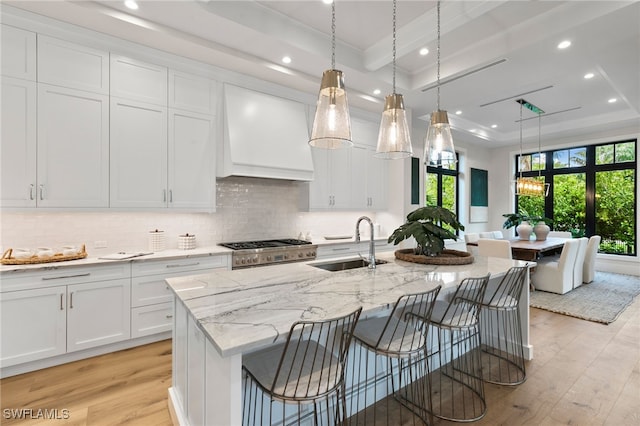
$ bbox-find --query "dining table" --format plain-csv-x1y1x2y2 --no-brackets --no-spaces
508,237,570,261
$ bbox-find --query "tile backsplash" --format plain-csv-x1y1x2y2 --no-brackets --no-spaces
1,176,390,256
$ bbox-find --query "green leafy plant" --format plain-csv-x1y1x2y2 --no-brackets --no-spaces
388,206,465,256
502,209,551,229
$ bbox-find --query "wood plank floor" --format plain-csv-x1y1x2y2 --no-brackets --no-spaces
2,295,639,425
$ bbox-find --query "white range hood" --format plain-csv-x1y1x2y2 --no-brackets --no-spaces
218,84,314,181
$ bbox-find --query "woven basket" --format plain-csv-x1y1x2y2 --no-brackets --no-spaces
394,248,474,265
1,245,88,265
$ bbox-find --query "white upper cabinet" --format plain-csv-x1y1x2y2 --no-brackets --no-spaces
37,35,109,94
168,109,216,211
307,147,351,210
1,24,36,80
37,84,110,207
110,97,168,208
169,70,216,114
1,77,37,208
110,54,167,105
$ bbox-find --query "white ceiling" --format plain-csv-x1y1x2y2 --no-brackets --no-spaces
7,0,639,148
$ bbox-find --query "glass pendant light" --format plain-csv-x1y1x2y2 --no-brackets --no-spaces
309,0,352,149
514,100,549,196
424,0,456,166
375,0,412,159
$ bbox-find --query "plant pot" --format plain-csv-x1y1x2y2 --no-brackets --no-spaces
516,221,533,240
534,223,550,241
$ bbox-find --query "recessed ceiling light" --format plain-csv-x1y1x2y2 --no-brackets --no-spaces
584,72,594,79
557,40,571,49
491,124,497,129
124,0,138,10
608,98,617,103
373,89,381,95
419,47,429,56
455,110,462,115
282,56,291,64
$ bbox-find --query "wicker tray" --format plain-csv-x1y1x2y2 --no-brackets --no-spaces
1,245,87,265
394,248,474,265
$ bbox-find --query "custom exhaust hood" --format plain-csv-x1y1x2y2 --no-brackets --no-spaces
218,84,314,181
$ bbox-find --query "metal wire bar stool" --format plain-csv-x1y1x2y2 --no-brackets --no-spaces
478,266,528,385
426,274,490,423
242,307,362,426
347,286,441,426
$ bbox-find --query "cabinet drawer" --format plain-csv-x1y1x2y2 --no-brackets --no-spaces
316,243,365,260
1,263,130,292
131,302,173,338
131,255,228,277
131,275,174,307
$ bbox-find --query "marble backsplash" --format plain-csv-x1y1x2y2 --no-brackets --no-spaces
1,176,391,256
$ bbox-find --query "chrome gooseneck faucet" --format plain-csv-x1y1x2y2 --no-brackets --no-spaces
355,216,376,269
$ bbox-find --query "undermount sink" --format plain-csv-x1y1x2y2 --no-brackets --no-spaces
310,258,388,272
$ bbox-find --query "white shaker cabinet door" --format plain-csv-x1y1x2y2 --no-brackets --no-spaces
308,148,331,209
0,286,67,367
329,147,352,209
37,84,109,207
168,109,216,211
350,145,369,209
366,149,388,210
1,77,37,207
110,55,167,106
1,24,36,80
110,97,168,208
66,279,131,352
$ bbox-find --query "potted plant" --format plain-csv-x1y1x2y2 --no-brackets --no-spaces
502,210,552,240
388,206,472,264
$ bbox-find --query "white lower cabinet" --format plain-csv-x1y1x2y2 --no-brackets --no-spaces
0,286,66,366
66,279,131,352
131,254,230,338
0,265,130,369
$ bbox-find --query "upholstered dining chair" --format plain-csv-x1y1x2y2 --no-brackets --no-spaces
242,308,362,426
478,238,512,259
479,232,495,239
492,231,504,239
582,235,601,284
547,231,572,238
531,239,580,294
349,286,441,425
572,237,589,289
464,233,480,256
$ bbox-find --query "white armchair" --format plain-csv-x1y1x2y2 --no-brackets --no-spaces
572,237,588,289
478,238,512,259
582,235,601,284
464,233,479,255
531,239,580,294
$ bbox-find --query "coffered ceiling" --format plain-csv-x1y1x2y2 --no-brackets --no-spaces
6,0,639,148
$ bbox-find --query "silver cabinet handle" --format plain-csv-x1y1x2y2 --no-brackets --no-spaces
29,184,34,200
69,292,74,309
163,189,167,202
60,293,64,310
166,314,174,319
169,189,173,203
166,262,200,268
333,247,350,251
39,184,44,200
42,273,91,281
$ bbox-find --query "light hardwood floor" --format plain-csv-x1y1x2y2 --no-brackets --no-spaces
2,296,639,425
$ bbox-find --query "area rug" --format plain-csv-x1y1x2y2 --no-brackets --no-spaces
530,271,640,324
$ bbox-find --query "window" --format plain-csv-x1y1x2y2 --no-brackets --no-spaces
516,139,637,256
426,159,459,232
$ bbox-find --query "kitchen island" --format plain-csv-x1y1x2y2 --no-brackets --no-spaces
165,252,534,426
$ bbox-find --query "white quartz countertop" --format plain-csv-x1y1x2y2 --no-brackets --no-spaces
166,252,532,358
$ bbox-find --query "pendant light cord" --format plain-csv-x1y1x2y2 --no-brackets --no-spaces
436,0,441,111
331,1,336,69
519,102,523,180
538,113,542,178
392,0,397,94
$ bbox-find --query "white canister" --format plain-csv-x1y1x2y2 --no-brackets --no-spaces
149,230,166,252
178,233,196,250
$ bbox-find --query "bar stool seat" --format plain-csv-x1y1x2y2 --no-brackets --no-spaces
242,308,362,426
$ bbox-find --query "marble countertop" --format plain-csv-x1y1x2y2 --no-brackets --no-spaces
0,246,232,274
166,252,531,358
